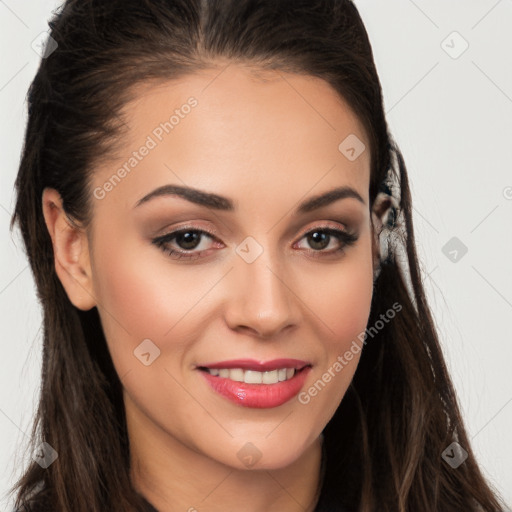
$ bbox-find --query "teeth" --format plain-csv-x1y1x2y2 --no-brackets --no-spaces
262,369,278,384
244,370,262,384
229,368,244,382
206,367,297,384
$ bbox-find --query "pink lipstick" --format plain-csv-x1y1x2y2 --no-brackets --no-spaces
197,358,312,408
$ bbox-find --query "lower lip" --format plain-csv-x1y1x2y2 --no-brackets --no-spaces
199,367,312,408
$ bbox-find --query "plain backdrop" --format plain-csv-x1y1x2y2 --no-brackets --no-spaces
1,1,511,510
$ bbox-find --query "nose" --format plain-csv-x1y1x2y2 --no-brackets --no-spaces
223,249,301,339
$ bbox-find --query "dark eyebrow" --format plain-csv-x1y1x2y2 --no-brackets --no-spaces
297,186,366,212
135,184,234,210
134,184,365,212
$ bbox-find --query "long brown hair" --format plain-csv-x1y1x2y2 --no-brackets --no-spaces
10,1,505,510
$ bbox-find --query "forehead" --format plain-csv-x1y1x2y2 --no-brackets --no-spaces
91,64,371,212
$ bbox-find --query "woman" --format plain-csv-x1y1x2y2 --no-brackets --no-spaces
8,0,506,511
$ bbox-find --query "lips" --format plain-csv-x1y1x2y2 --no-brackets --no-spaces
197,358,312,408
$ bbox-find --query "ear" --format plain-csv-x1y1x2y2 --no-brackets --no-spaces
370,192,393,280
41,187,96,311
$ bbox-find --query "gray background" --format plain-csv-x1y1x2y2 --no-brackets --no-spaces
1,0,511,510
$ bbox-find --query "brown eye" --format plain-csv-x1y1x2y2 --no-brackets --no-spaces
306,230,331,250
174,231,203,250
152,228,218,260
295,227,359,256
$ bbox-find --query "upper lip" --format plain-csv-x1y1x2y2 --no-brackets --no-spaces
197,358,311,371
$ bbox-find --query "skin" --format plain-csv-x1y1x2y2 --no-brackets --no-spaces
42,62,388,512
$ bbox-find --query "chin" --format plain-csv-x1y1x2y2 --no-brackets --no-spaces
209,431,318,471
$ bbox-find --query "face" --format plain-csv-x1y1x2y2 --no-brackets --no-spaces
83,63,376,470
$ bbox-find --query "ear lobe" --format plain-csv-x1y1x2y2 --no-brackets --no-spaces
41,187,96,311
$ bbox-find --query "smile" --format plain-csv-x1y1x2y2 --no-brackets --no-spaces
203,367,297,384
196,359,312,408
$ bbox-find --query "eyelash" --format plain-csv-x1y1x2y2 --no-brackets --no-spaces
151,224,359,261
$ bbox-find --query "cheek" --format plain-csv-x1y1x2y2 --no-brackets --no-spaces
295,234,374,406
90,237,202,366
301,235,374,349
331,268,373,346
